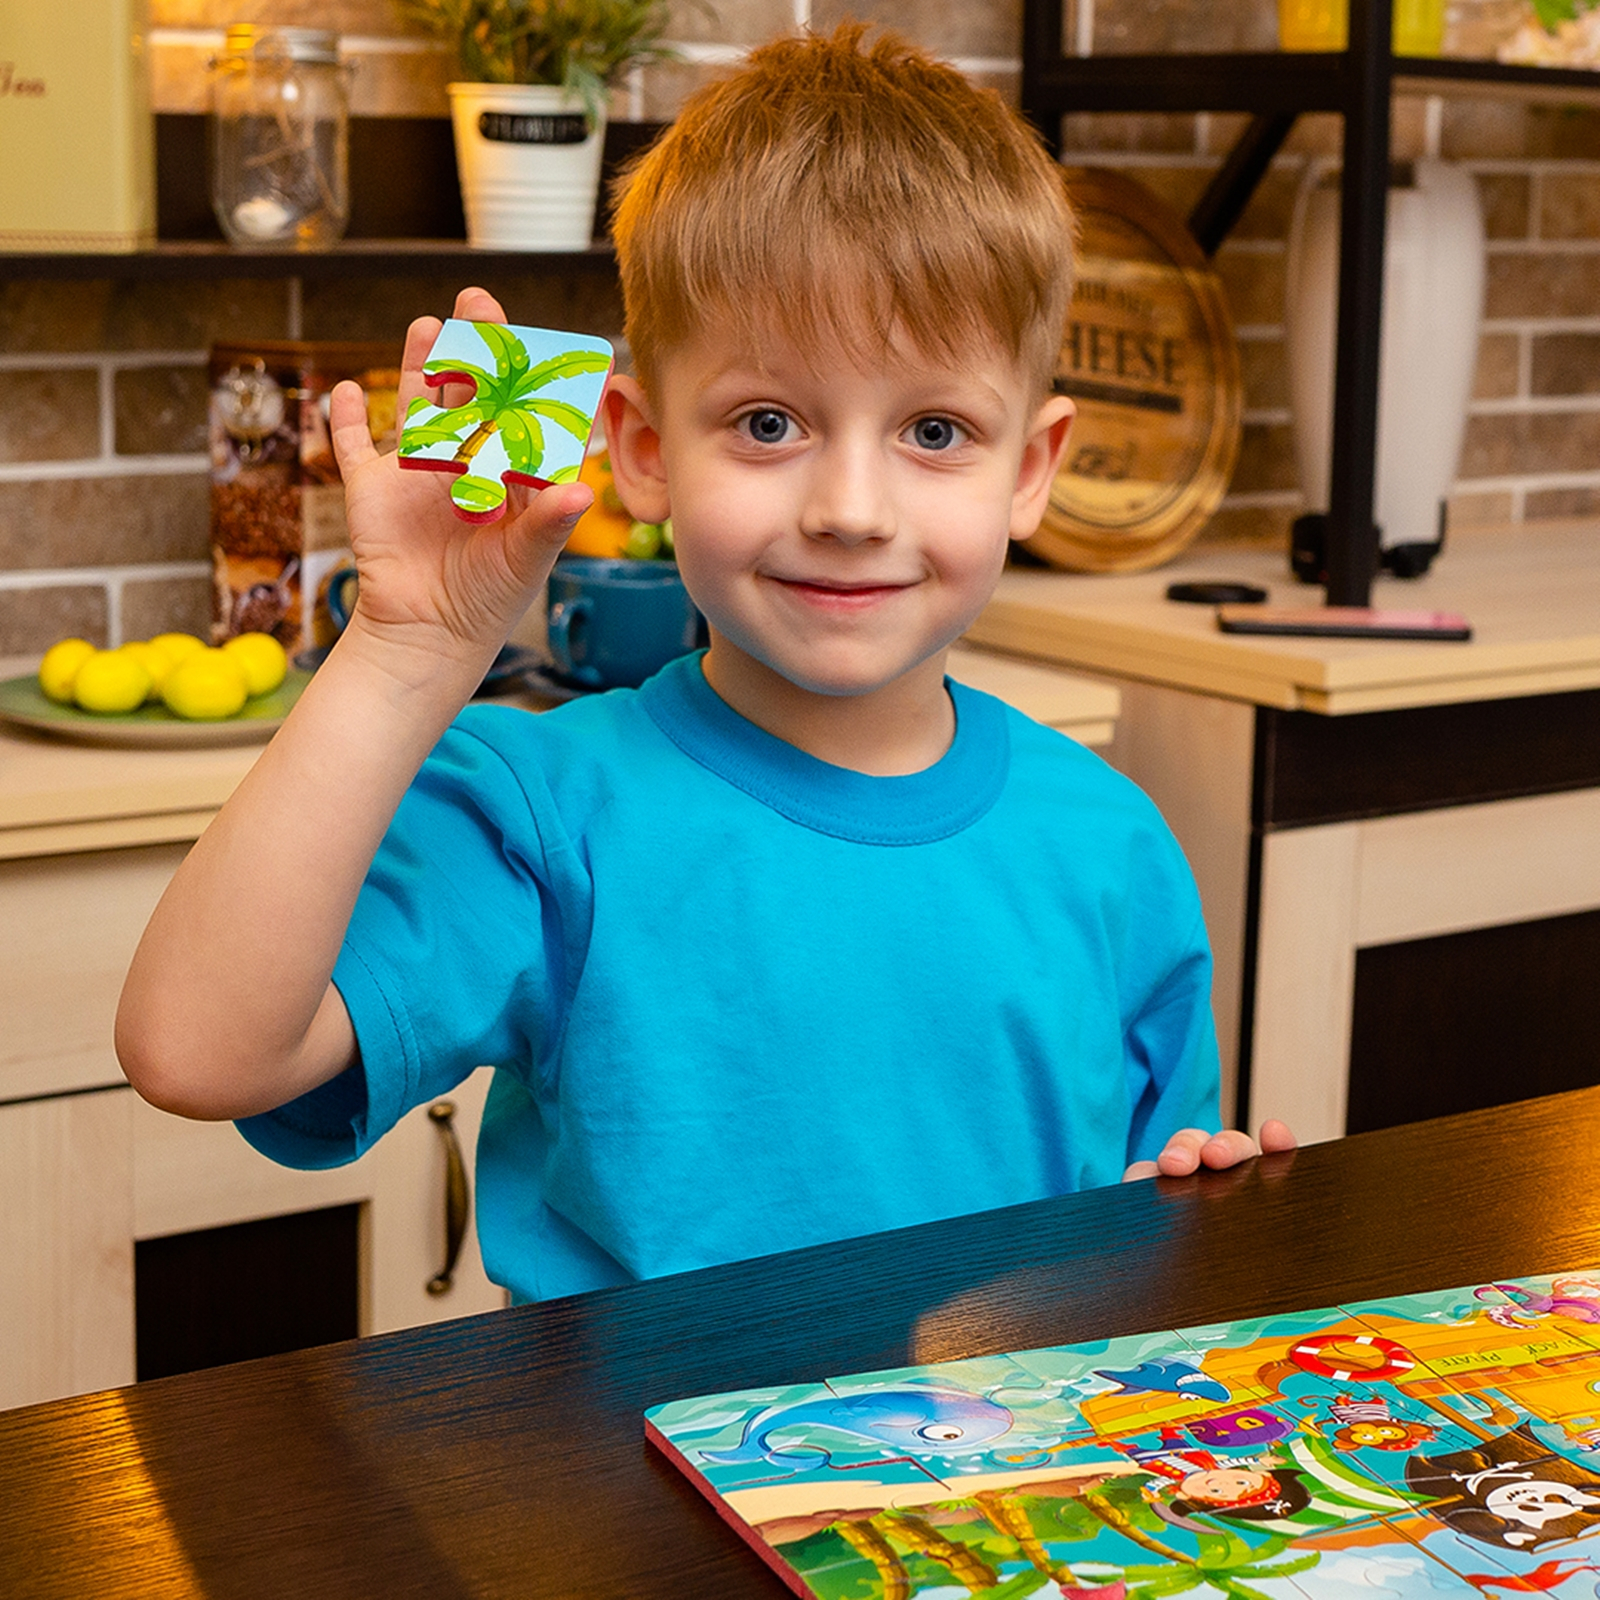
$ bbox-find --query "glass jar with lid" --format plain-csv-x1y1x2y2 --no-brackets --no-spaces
209,26,351,250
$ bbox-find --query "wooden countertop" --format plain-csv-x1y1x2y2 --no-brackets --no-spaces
0,648,1119,859
966,520,1600,714
1,1084,1596,1597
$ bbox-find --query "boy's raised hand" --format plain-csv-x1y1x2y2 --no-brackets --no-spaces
1122,1119,1297,1182
327,286,593,683
118,288,597,1124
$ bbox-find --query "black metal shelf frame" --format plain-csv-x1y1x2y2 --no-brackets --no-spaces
1021,1,1600,605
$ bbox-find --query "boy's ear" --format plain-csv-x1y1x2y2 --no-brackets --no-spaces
1009,394,1075,543
600,374,671,525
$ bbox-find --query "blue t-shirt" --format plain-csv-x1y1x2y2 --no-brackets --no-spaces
240,653,1220,1303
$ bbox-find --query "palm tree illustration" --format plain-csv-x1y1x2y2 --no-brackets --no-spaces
400,321,610,517
1076,1490,1321,1600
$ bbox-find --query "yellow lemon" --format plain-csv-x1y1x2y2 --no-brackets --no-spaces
221,631,288,697
37,637,96,704
72,649,152,714
148,632,207,667
161,649,249,721
119,640,170,702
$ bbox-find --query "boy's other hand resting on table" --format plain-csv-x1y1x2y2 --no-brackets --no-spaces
1123,1119,1297,1182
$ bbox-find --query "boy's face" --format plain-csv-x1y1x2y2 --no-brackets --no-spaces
605,323,1073,716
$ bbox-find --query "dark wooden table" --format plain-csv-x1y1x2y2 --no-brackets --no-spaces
4,1086,1598,1598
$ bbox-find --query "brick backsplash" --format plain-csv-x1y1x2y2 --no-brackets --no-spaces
4,0,1600,654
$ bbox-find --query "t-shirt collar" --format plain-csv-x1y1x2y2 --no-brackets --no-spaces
641,651,1008,845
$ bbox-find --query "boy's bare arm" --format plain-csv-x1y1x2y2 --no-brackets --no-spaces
116,288,592,1121
1122,1119,1298,1182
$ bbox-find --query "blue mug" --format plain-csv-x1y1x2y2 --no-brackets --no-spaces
546,557,704,690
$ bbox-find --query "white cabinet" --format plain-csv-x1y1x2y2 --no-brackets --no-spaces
0,837,506,1414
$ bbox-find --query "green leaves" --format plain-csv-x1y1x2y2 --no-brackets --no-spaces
392,0,679,90
523,396,595,439
497,407,545,471
522,348,613,389
399,414,486,452
402,320,611,520
420,330,605,481
1530,0,1600,29
447,473,509,513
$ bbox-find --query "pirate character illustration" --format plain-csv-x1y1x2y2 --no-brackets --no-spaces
1120,1429,1424,1533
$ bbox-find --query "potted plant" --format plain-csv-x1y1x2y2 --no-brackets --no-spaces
395,0,677,250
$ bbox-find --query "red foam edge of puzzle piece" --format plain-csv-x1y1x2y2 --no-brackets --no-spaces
397,452,558,523
642,1417,813,1600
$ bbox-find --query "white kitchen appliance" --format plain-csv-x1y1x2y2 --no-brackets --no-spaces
1285,158,1485,575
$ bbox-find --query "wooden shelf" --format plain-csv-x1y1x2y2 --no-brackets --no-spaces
1028,49,1600,114
0,239,615,281
0,115,661,282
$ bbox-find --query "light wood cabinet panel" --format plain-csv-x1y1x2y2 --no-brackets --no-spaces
0,1088,135,1410
0,845,184,1103
0,822,507,1413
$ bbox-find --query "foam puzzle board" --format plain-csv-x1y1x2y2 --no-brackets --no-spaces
646,1269,1600,1600
397,319,613,521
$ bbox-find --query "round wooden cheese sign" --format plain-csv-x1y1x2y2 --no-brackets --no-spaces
1026,167,1242,573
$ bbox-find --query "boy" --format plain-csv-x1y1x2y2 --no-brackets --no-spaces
117,26,1290,1305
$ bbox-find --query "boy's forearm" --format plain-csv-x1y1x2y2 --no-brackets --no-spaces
116,622,493,1121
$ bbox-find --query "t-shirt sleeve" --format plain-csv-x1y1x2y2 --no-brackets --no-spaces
1122,902,1223,1165
236,717,587,1169
1117,814,1224,1167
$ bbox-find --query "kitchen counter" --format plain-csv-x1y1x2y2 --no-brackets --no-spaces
0,646,1120,859
968,520,1600,713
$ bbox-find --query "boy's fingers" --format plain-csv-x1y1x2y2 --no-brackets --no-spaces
328,380,378,477
1139,1122,1298,1183
1153,1127,1212,1176
1198,1129,1262,1169
397,314,444,412
397,293,507,417
500,482,594,586
453,285,507,323
1258,1118,1297,1155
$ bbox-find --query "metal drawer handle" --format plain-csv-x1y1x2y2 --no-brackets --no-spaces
427,1100,468,1296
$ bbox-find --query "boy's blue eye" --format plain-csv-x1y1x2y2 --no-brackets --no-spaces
910,417,962,451
743,409,792,444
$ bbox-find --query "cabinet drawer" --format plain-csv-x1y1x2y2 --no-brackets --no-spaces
0,843,186,1103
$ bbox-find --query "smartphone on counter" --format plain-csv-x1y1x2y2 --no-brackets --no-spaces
1215,605,1472,641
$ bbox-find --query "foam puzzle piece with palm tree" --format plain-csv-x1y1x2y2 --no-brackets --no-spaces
398,319,614,522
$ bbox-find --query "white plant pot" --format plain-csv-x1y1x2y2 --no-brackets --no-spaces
1285,158,1485,552
447,82,605,251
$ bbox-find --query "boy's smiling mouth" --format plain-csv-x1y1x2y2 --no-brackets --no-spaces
767,575,919,610
767,573,919,598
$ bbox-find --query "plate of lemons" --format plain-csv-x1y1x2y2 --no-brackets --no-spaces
0,631,311,748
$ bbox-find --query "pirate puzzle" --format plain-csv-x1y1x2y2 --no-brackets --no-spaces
646,1270,1600,1600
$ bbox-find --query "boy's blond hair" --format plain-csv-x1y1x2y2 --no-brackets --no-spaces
611,24,1077,396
